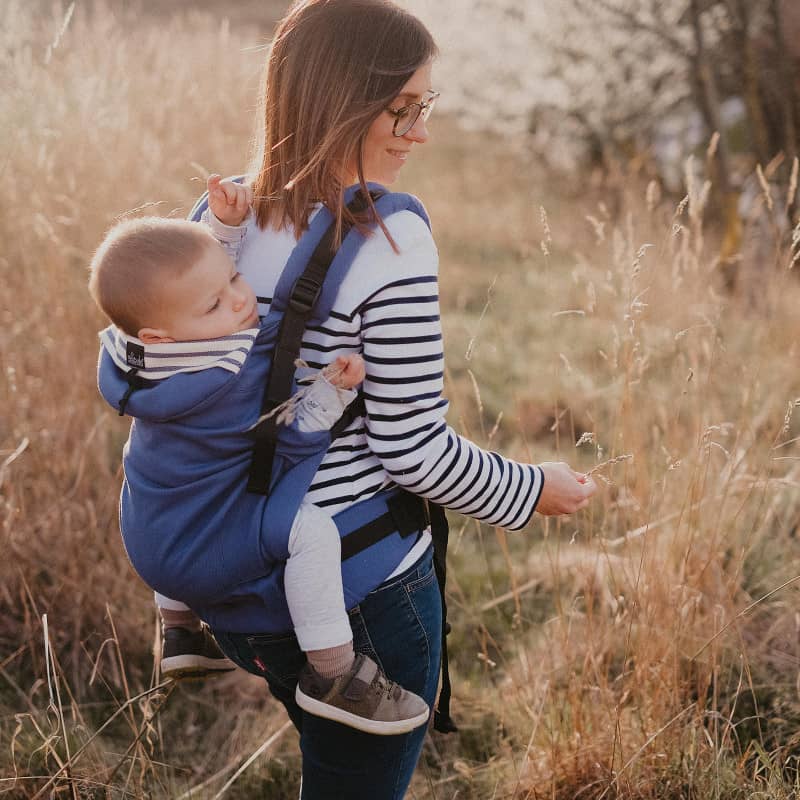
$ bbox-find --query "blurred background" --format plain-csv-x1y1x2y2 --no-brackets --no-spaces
2,2,799,798
420,0,800,289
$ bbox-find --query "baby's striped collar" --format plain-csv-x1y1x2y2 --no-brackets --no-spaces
100,325,258,381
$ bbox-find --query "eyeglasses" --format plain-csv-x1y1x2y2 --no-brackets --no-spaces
387,91,440,137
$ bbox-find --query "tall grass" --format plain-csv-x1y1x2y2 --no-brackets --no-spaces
3,3,800,798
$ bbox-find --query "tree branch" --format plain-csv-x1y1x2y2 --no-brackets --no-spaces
573,0,692,56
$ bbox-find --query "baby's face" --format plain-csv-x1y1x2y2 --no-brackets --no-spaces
152,242,258,342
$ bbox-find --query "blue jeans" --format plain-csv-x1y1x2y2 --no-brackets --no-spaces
212,546,442,800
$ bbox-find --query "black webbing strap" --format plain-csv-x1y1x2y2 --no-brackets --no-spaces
430,502,458,733
118,368,142,417
340,491,427,561
330,393,366,440
339,493,458,732
247,191,376,495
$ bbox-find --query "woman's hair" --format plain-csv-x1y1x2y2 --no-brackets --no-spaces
88,217,214,336
251,0,437,242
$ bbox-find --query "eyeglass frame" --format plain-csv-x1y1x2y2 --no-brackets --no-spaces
387,91,440,137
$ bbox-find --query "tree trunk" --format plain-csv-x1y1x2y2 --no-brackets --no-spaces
690,0,741,282
732,0,772,165
689,0,733,195
770,0,800,224
771,0,799,163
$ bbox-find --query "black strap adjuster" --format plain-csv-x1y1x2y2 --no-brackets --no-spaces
388,491,429,538
289,276,322,313
339,492,426,561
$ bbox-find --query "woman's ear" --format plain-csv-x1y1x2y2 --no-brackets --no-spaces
137,327,175,344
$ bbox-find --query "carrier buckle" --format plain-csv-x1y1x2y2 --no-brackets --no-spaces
388,493,427,539
289,276,322,313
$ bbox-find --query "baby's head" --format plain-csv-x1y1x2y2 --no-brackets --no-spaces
89,217,258,343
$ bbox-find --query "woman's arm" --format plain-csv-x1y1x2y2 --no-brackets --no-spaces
359,214,552,530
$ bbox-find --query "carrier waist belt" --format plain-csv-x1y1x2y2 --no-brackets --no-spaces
340,490,429,561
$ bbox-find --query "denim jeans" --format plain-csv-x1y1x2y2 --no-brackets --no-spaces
212,545,442,800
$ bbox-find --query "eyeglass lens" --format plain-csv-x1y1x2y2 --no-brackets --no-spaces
394,95,438,137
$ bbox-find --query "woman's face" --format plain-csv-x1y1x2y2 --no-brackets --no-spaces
359,62,435,186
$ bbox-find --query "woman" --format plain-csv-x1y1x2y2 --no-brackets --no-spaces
210,1,596,796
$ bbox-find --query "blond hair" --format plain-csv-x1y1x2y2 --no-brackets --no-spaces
88,217,215,336
252,0,437,244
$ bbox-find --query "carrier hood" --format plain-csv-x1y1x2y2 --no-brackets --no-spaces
96,324,259,421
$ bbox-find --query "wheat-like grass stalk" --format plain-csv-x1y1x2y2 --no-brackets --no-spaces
786,156,798,210
249,358,347,429
586,453,633,477
757,163,774,213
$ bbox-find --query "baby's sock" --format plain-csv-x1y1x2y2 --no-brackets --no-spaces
306,640,355,679
159,606,203,632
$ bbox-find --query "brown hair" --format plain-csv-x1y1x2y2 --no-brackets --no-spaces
252,0,437,244
88,217,215,336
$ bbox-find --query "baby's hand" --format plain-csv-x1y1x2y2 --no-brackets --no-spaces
330,355,366,389
207,174,253,227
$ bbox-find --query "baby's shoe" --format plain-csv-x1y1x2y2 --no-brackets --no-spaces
160,626,236,679
295,653,430,735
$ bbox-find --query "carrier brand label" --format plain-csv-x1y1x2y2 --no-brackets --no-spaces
126,341,146,368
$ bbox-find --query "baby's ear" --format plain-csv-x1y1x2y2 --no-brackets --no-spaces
138,327,174,344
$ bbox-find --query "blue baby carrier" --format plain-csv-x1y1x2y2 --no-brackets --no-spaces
188,182,457,732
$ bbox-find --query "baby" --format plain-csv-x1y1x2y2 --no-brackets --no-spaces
89,176,429,735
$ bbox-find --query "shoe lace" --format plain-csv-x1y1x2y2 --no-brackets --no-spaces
374,671,402,701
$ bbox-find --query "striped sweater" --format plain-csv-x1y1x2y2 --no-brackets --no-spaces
223,201,544,530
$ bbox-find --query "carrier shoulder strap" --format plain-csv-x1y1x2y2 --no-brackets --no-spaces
247,186,431,495
246,191,371,493
188,179,375,494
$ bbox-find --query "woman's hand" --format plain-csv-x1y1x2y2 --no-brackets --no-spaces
536,462,597,515
207,174,253,227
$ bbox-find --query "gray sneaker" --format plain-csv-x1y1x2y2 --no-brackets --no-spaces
295,653,430,735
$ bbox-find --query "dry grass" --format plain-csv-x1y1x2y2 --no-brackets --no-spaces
3,3,800,798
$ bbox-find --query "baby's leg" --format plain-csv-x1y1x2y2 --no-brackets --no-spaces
286,503,430,734
155,592,201,631
285,503,354,678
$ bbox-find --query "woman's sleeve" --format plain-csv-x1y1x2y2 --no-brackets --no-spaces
359,215,544,531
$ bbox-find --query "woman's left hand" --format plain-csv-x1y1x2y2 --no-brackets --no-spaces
535,461,597,515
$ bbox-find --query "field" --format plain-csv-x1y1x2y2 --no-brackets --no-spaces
3,3,800,798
